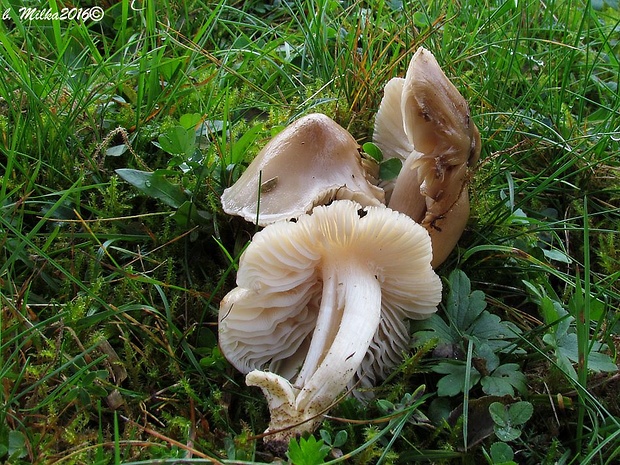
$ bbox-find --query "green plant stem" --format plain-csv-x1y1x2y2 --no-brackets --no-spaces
576,196,592,457
463,338,474,451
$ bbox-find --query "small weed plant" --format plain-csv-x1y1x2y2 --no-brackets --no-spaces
414,270,527,398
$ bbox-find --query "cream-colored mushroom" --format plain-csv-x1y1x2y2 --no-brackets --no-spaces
220,113,385,226
219,200,441,446
373,47,481,267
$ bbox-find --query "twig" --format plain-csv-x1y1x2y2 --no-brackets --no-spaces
120,415,225,464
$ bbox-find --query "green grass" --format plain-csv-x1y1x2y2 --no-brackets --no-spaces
1,0,619,463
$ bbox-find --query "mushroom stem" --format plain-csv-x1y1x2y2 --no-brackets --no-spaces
424,187,471,268
293,264,342,389
248,260,382,444
388,150,427,223
296,261,382,411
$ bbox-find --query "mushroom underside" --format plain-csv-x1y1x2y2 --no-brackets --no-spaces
218,200,442,443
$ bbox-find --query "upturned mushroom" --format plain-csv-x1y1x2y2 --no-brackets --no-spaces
220,113,384,226
219,200,442,446
373,47,481,267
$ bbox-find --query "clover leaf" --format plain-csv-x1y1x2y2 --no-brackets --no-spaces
489,401,533,442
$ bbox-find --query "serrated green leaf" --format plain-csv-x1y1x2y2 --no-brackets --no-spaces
476,344,500,372
434,361,481,397
412,314,456,346
482,363,527,396
116,169,188,208
446,269,471,326
586,350,618,372
555,315,573,341
468,313,518,352
418,271,518,337
287,435,329,465
555,348,578,380
287,437,302,461
556,332,579,361
550,329,617,374
447,270,487,329
414,270,523,398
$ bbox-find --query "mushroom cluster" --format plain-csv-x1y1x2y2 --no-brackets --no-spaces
373,47,481,267
218,47,480,447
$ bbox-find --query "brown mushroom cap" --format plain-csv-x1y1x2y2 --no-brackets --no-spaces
220,113,385,226
401,48,480,172
373,47,481,267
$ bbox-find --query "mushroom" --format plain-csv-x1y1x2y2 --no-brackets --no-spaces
373,47,481,267
372,77,417,203
219,199,442,446
220,113,385,226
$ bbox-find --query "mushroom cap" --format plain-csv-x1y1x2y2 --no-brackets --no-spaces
373,77,413,162
400,47,480,221
401,47,480,171
372,77,419,203
399,47,480,229
372,47,481,267
220,113,385,226
218,199,442,385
